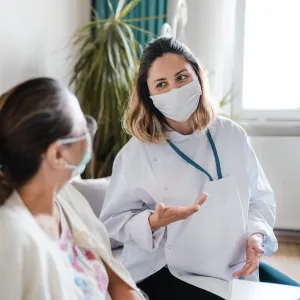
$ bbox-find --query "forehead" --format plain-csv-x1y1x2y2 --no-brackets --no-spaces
147,53,192,82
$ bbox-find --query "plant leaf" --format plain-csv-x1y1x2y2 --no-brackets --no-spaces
118,0,140,19
127,23,157,37
71,11,144,178
115,0,126,18
106,0,115,17
115,24,135,70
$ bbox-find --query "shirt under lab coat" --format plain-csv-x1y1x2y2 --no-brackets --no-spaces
100,116,278,298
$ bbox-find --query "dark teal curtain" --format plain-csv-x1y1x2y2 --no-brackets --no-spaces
93,0,167,47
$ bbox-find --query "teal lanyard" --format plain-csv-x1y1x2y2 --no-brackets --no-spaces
167,130,223,182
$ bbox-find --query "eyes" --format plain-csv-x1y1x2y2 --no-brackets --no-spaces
177,74,188,81
156,82,167,88
156,74,189,89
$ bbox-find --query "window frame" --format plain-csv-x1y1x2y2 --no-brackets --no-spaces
232,0,300,122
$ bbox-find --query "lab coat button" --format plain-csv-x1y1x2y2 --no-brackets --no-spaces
164,187,168,191
168,245,171,249
178,273,182,277
153,157,157,161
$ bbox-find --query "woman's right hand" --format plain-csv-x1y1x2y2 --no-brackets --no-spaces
149,193,208,231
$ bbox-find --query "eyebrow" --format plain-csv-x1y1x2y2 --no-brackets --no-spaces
152,69,188,84
175,68,187,76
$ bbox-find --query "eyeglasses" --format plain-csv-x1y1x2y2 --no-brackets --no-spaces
58,115,98,145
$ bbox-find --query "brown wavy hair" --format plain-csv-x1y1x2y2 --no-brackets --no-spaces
123,37,215,144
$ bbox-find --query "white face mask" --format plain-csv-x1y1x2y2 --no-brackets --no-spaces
150,79,202,122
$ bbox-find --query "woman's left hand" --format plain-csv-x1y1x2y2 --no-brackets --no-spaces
233,233,265,278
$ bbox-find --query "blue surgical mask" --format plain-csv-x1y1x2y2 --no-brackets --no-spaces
58,132,92,178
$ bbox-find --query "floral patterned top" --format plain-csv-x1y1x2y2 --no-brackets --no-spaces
57,203,109,300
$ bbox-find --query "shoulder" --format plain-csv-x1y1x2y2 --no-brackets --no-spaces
59,183,112,253
0,194,33,238
59,183,99,222
0,192,59,252
118,137,147,158
210,117,254,162
114,137,150,169
59,182,88,207
211,116,247,141
0,198,36,257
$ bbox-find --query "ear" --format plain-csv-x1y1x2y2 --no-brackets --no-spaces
44,142,66,170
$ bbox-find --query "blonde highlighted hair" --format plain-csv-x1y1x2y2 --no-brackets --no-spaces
123,37,215,144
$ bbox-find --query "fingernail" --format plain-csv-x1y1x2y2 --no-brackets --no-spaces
203,193,209,197
196,205,200,211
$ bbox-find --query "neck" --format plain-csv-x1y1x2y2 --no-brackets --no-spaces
18,177,60,217
166,118,194,135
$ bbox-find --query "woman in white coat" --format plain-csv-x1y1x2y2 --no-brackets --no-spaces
101,38,299,299
0,78,145,300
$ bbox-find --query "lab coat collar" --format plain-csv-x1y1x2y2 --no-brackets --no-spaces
167,128,202,142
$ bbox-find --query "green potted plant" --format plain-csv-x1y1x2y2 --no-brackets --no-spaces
70,0,157,178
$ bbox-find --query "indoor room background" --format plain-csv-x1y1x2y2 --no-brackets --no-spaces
0,0,299,283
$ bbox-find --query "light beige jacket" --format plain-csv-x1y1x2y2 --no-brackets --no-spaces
0,184,144,300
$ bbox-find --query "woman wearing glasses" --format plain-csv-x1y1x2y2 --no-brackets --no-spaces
0,78,145,300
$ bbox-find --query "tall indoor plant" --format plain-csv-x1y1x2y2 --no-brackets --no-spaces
71,0,158,178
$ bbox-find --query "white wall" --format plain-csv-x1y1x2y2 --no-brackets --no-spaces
167,0,237,112
0,0,90,93
251,136,300,230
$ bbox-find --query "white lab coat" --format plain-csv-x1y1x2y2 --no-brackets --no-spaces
100,117,278,298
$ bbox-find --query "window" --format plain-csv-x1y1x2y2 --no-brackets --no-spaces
234,0,300,121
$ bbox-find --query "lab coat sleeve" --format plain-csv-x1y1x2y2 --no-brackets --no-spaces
243,133,278,256
100,153,165,252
